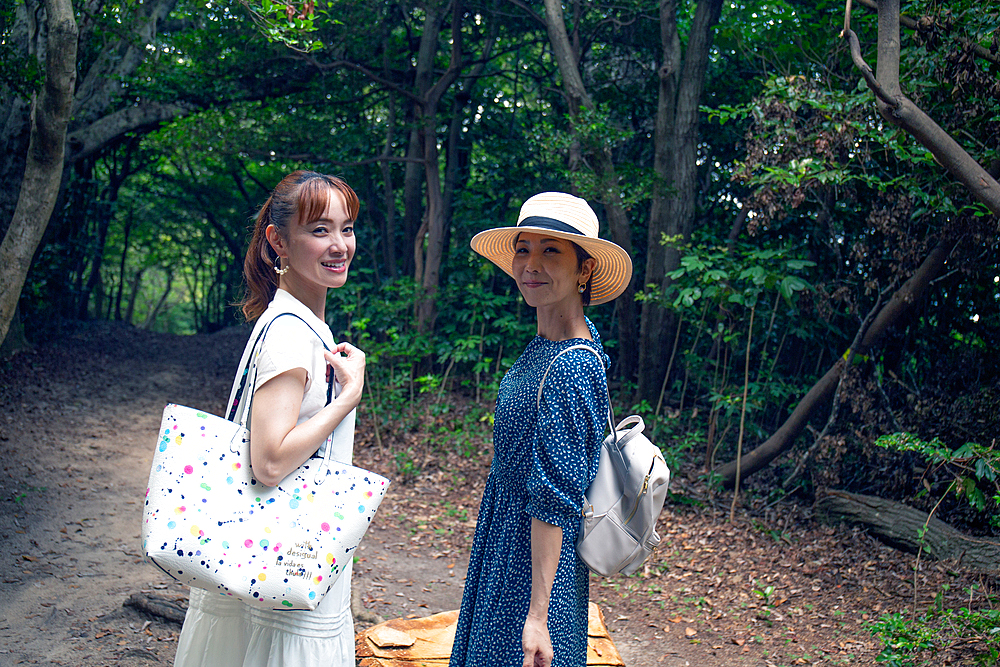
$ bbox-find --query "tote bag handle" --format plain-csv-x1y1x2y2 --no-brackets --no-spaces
225,312,339,484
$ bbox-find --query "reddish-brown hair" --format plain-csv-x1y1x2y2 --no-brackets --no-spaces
241,170,360,320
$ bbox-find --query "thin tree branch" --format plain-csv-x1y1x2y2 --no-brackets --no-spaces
299,56,421,103
842,28,898,109
842,0,1000,216
730,305,755,523
239,150,425,167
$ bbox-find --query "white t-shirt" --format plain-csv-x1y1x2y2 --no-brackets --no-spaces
227,289,355,463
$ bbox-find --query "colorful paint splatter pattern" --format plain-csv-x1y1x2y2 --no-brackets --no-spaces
141,404,389,611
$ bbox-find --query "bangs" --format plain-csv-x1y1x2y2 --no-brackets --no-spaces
296,175,360,224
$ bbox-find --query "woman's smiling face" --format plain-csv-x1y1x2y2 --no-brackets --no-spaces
271,189,356,294
511,232,593,310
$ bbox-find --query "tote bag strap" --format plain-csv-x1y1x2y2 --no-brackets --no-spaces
227,312,333,424
536,344,616,439
225,312,340,484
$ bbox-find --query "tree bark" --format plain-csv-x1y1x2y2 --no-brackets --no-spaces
853,0,1000,67
814,489,1000,572
114,213,134,321
638,0,723,402
414,1,464,332
0,0,78,346
124,268,146,326
72,0,180,124
66,102,192,164
124,593,187,625
844,0,1000,216
402,125,424,280
1,0,185,343
540,0,640,381
142,270,174,330
0,0,38,238
379,71,399,278
714,237,954,486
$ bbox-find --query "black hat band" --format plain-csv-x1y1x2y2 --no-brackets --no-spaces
517,216,585,236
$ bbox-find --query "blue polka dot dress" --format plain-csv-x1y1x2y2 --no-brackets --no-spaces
449,318,610,667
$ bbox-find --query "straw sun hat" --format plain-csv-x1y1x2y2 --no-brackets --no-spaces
470,192,633,306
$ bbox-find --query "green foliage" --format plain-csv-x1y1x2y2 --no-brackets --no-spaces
0,0,42,98
241,0,327,52
634,403,703,473
393,447,419,482
868,603,1000,666
639,236,815,311
876,433,1000,528
10,0,1000,530
752,579,776,605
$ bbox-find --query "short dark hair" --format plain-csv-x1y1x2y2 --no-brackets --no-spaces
571,242,594,307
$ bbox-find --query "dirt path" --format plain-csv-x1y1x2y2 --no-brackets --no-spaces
0,324,662,666
1,323,995,667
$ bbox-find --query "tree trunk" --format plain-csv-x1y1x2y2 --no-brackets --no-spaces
402,125,424,280
814,489,1000,572
79,196,116,320
0,305,29,358
0,0,78,347
715,237,954,486
414,1,463,333
540,0,640,382
114,212,134,321
0,0,35,238
142,270,174,330
124,268,146,326
638,0,723,402
598,175,640,381
379,75,398,278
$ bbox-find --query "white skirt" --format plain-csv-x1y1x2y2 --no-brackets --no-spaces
174,561,354,667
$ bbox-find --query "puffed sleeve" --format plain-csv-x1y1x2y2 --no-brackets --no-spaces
525,348,610,533
253,316,324,394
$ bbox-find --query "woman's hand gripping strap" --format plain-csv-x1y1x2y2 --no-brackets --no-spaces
224,313,339,468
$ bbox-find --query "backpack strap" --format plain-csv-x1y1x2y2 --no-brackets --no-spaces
536,344,616,440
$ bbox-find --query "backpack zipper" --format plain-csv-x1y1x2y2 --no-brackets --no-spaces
624,473,650,525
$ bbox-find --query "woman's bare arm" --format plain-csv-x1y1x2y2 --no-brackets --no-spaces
249,342,364,485
522,517,562,667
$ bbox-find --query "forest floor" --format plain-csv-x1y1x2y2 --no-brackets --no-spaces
0,322,996,667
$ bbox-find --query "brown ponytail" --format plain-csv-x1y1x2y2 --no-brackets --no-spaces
241,170,360,320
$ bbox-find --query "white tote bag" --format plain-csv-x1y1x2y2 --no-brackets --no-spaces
142,314,390,610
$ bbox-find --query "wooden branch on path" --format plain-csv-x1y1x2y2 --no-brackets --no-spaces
124,592,187,625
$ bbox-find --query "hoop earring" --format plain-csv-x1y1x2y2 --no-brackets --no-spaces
274,257,290,276
578,283,586,294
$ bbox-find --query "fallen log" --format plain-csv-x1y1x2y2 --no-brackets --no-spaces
813,489,1000,572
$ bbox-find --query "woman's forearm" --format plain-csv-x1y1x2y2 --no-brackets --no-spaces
522,518,562,666
528,517,562,618
249,369,360,485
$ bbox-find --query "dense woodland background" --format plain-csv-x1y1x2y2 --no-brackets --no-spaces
1,0,998,542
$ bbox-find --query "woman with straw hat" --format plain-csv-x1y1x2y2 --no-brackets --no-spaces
450,193,632,667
